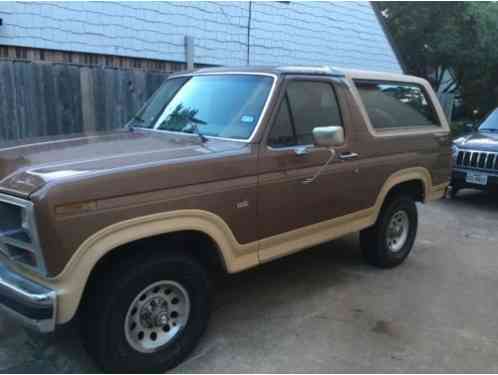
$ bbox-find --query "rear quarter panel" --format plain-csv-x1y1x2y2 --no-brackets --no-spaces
341,75,451,208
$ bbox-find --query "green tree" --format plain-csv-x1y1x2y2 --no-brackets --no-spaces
377,1,498,117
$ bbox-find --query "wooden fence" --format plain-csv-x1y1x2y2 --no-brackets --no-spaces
0,60,169,143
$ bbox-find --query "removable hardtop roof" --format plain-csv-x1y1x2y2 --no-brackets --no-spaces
172,65,425,85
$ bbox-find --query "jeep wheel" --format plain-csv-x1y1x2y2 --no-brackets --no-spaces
360,195,418,268
447,185,459,199
81,252,210,373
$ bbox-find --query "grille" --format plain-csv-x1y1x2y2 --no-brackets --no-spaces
0,194,46,275
456,150,498,172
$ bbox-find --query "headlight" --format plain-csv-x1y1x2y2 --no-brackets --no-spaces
451,144,459,160
21,207,31,239
0,194,46,274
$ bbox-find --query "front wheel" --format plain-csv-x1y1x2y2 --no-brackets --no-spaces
81,252,210,373
360,195,418,268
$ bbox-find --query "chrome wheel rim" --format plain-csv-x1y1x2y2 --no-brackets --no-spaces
386,210,409,253
124,280,190,353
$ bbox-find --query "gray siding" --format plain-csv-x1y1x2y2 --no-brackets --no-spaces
0,1,401,72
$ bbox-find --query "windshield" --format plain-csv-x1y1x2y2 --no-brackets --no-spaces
129,74,274,140
479,109,498,132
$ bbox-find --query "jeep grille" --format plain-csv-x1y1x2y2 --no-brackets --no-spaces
456,150,498,172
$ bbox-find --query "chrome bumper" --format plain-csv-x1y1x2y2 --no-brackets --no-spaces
0,263,56,333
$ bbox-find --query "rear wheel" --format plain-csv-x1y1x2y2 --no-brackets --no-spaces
81,251,210,373
360,195,418,268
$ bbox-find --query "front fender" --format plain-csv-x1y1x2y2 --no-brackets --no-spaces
32,209,259,324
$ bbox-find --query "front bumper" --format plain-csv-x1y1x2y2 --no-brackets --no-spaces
451,168,498,190
0,263,56,332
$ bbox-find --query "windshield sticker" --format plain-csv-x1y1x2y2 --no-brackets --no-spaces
241,115,255,124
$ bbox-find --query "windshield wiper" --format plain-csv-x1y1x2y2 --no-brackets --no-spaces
132,115,144,123
185,122,208,143
127,115,145,132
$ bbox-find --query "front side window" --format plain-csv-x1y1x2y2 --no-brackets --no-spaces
354,80,440,130
268,80,343,147
130,75,274,140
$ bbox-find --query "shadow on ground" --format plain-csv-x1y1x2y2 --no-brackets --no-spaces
442,189,498,211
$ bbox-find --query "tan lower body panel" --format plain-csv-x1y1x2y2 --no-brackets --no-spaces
259,208,374,263
12,167,443,325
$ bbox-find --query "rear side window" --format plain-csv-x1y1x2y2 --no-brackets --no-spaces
354,80,440,129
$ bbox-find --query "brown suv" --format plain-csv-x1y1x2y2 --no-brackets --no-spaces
0,66,450,372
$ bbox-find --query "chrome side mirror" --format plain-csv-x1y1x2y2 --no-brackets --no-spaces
312,126,344,148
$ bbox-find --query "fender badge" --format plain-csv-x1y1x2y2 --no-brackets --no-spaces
236,200,249,209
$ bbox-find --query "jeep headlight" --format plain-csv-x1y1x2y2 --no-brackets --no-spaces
451,144,459,160
0,194,46,274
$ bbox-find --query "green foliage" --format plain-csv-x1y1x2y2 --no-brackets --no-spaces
378,2,498,117
157,104,205,131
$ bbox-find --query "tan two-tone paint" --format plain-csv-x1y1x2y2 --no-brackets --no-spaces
11,167,446,324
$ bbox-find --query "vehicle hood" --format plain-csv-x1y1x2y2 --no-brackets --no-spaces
454,131,498,152
0,129,245,198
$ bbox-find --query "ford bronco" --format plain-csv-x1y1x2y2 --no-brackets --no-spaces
0,66,450,372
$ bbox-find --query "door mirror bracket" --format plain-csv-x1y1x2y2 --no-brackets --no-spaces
302,148,336,184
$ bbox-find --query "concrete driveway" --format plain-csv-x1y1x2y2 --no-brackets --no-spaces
1,190,498,372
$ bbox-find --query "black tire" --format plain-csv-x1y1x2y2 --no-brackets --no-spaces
360,194,418,268
448,185,459,199
80,251,210,373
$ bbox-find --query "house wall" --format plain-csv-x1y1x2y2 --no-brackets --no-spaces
0,1,401,72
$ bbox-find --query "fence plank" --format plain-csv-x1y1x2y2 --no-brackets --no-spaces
0,62,18,140
42,63,59,136
80,67,97,133
13,62,27,140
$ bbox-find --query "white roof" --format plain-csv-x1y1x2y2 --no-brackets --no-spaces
275,65,427,85
337,67,427,85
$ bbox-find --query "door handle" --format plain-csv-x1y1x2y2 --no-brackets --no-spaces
293,146,312,156
338,152,359,161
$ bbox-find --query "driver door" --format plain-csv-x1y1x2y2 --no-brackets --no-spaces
257,76,364,260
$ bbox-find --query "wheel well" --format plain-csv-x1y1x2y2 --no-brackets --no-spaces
385,179,425,204
79,230,224,317
91,230,225,277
